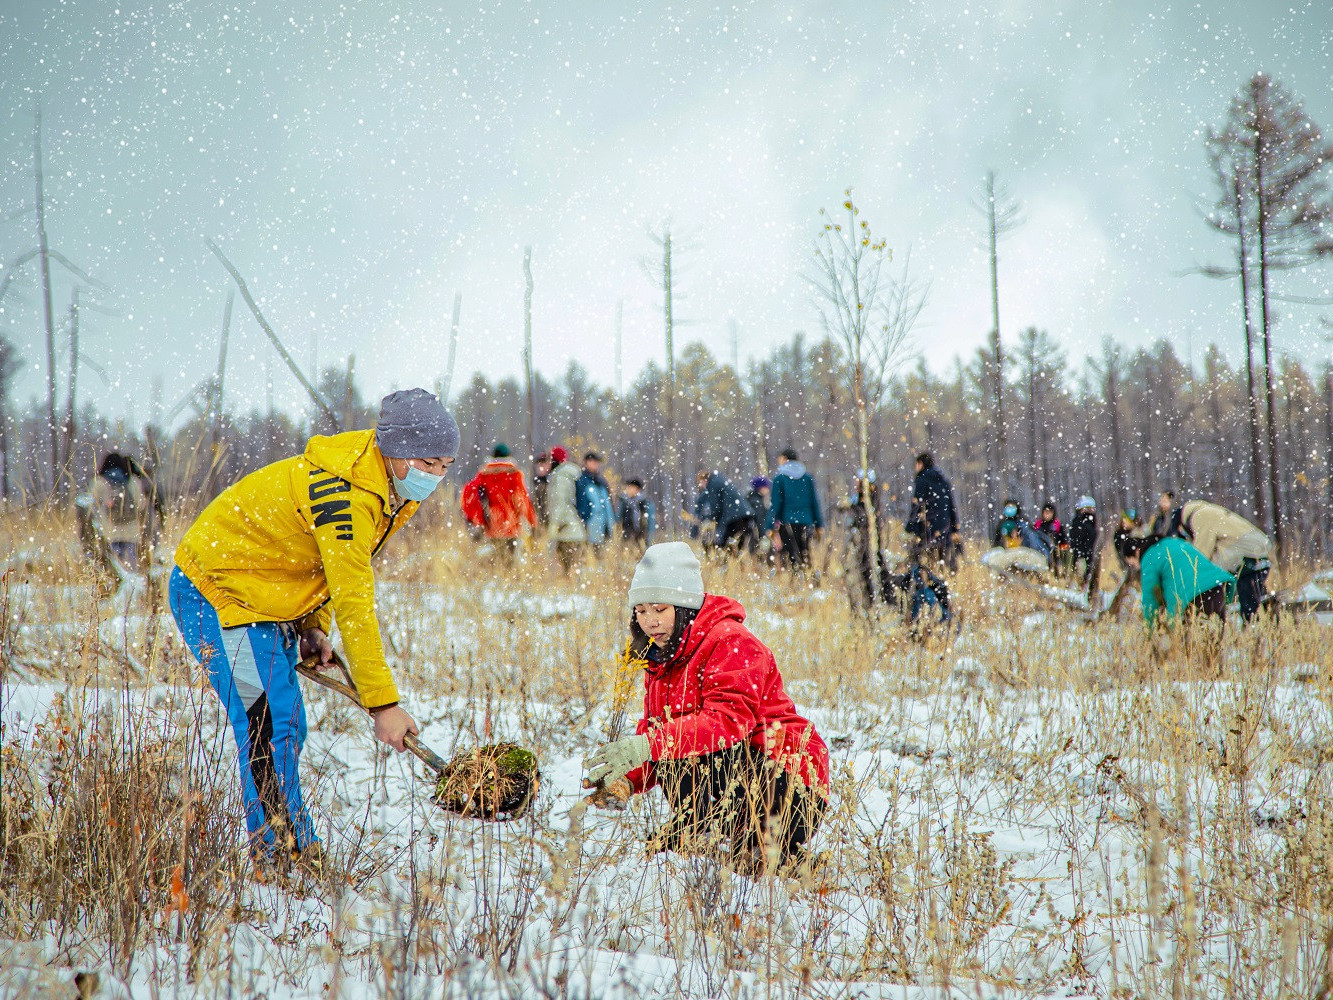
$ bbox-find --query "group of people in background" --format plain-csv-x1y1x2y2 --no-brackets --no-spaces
457,441,829,577
987,482,1275,632
1116,492,1273,627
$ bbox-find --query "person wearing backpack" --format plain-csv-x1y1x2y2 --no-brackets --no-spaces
91,453,147,567
460,443,537,559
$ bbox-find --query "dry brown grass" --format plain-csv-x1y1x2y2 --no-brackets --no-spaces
3,505,1333,997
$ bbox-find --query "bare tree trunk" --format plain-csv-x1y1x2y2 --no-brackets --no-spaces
207,288,234,498
1026,353,1037,500
662,230,678,523
1326,366,1333,556
1253,136,1285,559
986,172,1006,507
34,104,59,496
1230,173,1268,525
753,384,766,475
523,247,535,461
442,290,461,403
855,365,881,604
614,298,624,398
61,288,78,477
1106,354,1126,511
342,354,356,429
207,239,341,431
0,405,8,501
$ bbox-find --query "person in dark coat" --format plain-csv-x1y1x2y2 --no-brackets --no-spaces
763,449,824,573
693,470,758,553
747,476,771,525
1150,491,1182,539
907,452,959,570
1068,496,1099,586
618,478,656,549
532,451,553,528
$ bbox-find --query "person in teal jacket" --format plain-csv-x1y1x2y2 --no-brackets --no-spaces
1119,534,1234,627
764,449,824,572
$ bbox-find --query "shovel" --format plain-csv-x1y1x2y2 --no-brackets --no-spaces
295,651,538,819
295,651,449,773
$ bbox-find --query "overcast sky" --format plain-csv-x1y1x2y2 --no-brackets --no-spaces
2,0,1332,428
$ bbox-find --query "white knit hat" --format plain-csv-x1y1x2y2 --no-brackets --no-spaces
628,542,705,611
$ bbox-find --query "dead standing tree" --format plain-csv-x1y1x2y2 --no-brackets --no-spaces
973,171,1024,513
810,191,924,602
0,103,107,497
0,332,20,499
1204,73,1333,557
643,224,696,527
204,288,235,498
207,239,341,431
523,247,536,462
440,291,462,404
1201,141,1268,523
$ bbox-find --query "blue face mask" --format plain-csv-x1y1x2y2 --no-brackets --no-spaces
1003,504,1017,518
392,463,444,502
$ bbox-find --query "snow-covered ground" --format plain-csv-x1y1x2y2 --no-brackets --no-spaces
4,565,1332,998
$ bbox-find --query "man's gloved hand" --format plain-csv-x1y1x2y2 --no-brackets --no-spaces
583,734,651,787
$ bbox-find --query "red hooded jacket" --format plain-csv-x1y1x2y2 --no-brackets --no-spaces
625,594,829,795
461,460,537,539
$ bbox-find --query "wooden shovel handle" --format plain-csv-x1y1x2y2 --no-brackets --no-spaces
295,652,360,703
403,733,450,773
295,651,447,775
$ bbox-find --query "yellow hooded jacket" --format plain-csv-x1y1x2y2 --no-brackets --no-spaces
175,429,418,709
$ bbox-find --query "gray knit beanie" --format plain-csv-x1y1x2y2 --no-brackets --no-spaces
376,388,460,458
628,542,705,611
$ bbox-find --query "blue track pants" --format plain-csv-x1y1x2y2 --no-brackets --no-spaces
169,567,318,855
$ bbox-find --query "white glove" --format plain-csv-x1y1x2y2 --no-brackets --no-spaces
583,734,651,786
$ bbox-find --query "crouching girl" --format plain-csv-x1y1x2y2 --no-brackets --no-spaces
582,542,830,875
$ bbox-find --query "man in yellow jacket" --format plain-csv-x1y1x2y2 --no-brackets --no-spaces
169,388,458,864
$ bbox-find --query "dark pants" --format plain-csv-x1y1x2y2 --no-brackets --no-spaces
779,523,814,572
555,541,582,572
1188,583,1228,621
913,533,948,571
908,564,952,628
716,515,759,554
1237,567,1268,622
651,742,825,874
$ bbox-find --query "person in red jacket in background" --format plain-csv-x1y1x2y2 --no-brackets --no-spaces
460,443,537,559
583,542,829,875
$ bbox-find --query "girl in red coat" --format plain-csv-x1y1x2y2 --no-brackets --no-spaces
583,542,829,874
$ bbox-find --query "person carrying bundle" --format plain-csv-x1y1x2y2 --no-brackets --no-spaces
1173,499,1272,622
582,542,830,876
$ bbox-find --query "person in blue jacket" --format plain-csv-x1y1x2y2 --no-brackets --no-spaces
576,452,617,552
1119,533,1234,628
763,449,824,573
693,469,758,553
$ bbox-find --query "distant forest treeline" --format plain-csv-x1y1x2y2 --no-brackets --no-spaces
3,72,1332,556
2,326,1331,555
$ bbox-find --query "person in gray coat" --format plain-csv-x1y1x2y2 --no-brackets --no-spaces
546,446,587,572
